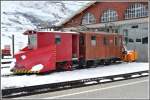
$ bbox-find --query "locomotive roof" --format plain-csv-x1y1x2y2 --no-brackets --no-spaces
38,31,79,34
23,30,121,36
23,30,79,35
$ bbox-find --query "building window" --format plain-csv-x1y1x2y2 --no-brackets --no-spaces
55,35,61,45
131,25,138,28
81,13,96,25
91,36,96,46
125,3,148,19
115,29,118,33
142,37,148,44
128,38,134,43
101,9,118,23
136,38,141,42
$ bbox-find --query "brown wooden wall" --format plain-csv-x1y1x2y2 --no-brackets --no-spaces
79,32,123,60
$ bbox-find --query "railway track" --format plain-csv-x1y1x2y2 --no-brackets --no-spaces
2,70,149,98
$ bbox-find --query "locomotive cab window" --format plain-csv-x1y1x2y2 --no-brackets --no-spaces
28,34,37,49
55,35,61,45
91,36,96,46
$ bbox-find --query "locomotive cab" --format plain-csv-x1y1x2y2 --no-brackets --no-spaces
11,30,80,74
11,30,56,74
23,30,38,50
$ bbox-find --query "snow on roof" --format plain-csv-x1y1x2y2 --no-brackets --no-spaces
23,30,79,34
80,31,121,35
56,1,96,26
38,31,79,34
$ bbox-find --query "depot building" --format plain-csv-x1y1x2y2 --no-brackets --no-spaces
57,1,148,62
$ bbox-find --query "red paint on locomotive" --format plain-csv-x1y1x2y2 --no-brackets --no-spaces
11,30,137,74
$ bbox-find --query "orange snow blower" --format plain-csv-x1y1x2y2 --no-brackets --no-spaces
122,50,138,62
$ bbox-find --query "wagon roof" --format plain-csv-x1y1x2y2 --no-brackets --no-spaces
79,31,122,35
23,30,122,36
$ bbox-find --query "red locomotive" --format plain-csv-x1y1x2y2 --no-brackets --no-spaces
11,30,137,74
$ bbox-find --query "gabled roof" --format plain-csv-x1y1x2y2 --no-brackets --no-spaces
56,1,96,26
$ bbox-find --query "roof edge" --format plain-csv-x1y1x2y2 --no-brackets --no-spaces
56,1,96,26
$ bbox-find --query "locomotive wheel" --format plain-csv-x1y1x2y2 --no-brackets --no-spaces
64,61,73,71
86,61,93,68
93,60,99,67
78,58,86,69
111,59,116,63
98,60,105,65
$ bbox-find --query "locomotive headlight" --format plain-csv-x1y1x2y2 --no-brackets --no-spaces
21,55,26,60
30,64,43,72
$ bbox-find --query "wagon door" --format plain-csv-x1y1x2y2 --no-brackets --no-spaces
118,35,123,58
103,36,109,59
109,35,115,58
72,34,79,59
79,34,85,59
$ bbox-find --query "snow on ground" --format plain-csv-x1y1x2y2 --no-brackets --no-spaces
1,58,15,62
1,58,15,68
1,58,16,75
1,68,13,76
1,62,149,89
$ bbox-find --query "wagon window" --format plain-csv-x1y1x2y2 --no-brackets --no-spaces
103,37,108,45
136,38,141,42
80,35,84,45
119,37,122,46
114,37,118,46
55,35,61,45
91,36,96,46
